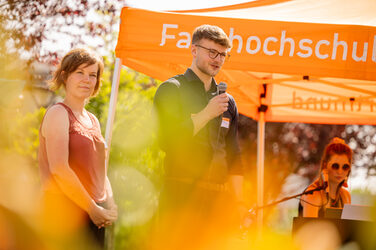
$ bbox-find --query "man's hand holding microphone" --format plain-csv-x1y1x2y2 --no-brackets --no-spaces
191,82,229,135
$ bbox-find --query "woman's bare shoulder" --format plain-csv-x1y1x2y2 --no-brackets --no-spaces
45,104,68,117
340,187,351,203
41,104,70,135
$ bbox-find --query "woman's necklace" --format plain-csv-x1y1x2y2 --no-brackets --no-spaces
330,195,339,207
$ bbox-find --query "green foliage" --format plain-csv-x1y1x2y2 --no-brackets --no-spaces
86,55,112,123
5,107,46,166
86,59,163,250
87,60,163,181
113,220,154,250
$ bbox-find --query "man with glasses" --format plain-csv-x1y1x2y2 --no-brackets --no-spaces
153,24,245,249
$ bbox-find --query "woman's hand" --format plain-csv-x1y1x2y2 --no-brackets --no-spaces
106,197,118,224
88,202,118,228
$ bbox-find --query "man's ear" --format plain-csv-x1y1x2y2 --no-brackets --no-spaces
191,44,197,57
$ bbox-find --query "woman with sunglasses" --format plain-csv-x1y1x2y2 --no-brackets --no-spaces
299,137,352,217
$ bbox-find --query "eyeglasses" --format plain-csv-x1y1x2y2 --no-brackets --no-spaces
194,44,230,61
330,163,351,171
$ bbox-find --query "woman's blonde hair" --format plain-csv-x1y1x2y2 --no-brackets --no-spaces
49,48,104,96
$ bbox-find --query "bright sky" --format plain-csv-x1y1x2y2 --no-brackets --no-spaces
125,0,252,11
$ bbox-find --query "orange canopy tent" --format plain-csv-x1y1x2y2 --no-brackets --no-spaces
106,0,376,228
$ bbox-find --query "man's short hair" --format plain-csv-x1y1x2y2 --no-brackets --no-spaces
192,24,232,48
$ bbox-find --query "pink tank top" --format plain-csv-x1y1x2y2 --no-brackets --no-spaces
38,103,107,203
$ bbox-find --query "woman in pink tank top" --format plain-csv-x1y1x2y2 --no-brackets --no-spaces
38,48,117,248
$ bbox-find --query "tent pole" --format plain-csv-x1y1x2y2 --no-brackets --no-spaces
105,57,122,157
256,111,265,238
104,57,122,250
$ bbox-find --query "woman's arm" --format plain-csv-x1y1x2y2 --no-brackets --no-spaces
341,188,351,204
301,191,323,218
42,105,116,226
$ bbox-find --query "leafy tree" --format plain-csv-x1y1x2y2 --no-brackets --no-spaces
0,0,122,65
344,125,376,176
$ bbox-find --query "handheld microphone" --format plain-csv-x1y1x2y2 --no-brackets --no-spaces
217,82,227,95
215,82,228,149
217,82,228,118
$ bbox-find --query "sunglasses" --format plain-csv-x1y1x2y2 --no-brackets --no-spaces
330,163,350,171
